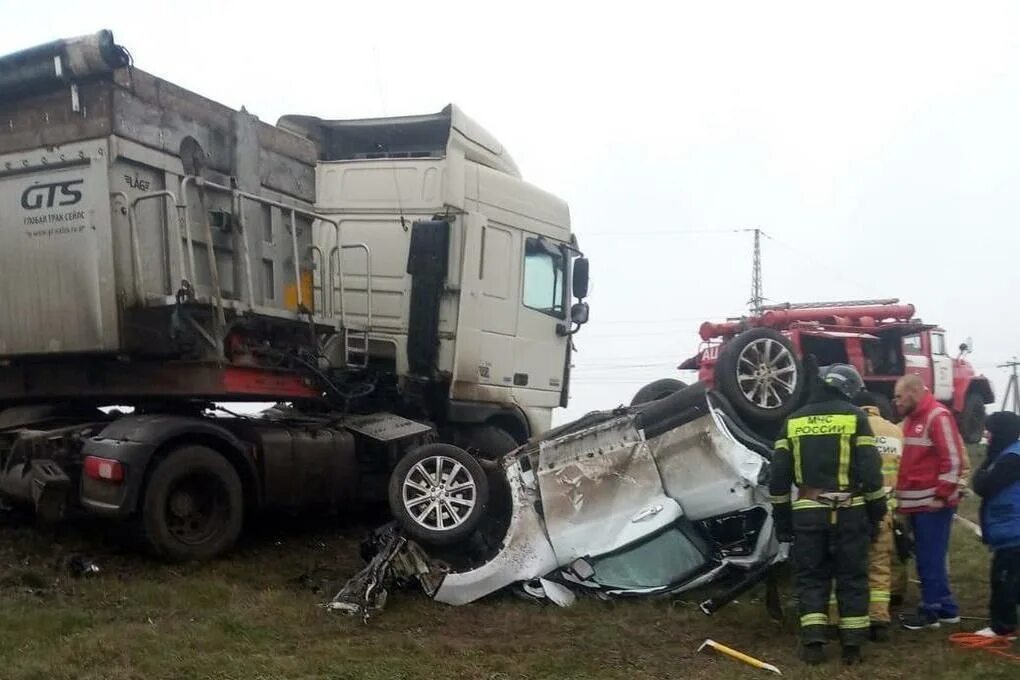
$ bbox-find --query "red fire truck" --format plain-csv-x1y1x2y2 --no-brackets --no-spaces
632,299,993,443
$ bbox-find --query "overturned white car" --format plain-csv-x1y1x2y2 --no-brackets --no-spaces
332,385,785,615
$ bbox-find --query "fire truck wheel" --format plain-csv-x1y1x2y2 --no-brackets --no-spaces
959,393,986,444
389,443,489,546
630,378,688,406
450,425,520,460
716,328,805,423
141,446,244,561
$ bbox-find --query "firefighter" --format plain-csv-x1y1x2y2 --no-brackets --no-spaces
770,364,886,666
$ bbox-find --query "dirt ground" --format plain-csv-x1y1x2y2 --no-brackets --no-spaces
0,454,1017,679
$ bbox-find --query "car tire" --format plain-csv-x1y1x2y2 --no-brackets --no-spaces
959,393,986,444
716,328,805,423
141,445,244,561
630,378,688,406
388,443,489,546
451,425,520,460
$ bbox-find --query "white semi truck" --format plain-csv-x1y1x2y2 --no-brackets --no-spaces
0,31,589,559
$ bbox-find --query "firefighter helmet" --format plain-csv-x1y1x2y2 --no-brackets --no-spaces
819,364,864,400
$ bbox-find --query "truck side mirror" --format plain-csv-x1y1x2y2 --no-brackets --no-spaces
570,301,590,325
572,257,589,299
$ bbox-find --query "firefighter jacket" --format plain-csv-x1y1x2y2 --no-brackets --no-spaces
862,405,903,508
896,393,967,513
769,394,887,531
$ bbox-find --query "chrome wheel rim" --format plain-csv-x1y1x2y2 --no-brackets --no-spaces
402,455,477,531
736,338,798,409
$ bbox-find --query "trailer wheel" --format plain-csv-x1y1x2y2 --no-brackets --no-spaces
959,393,986,444
716,328,805,423
630,378,688,406
388,443,489,546
141,445,244,561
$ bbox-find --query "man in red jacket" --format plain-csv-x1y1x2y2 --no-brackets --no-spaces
893,374,966,630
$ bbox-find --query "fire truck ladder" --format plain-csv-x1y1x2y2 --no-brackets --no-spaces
761,298,900,311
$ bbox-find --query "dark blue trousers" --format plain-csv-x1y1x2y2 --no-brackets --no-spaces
911,507,959,620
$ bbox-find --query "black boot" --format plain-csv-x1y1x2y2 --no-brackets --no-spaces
802,643,826,665
842,645,862,665
870,623,890,642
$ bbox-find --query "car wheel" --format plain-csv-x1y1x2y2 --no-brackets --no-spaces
716,328,805,423
388,443,489,546
141,445,244,561
959,393,986,444
630,378,688,406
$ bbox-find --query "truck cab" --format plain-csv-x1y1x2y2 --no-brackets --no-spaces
280,106,590,442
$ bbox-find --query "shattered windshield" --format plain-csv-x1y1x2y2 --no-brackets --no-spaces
588,524,709,590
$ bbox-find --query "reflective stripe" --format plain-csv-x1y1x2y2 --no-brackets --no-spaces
775,438,789,451
793,436,803,485
770,493,792,504
838,434,851,489
898,488,937,499
801,613,829,627
937,414,962,485
857,435,876,447
863,488,886,502
793,497,866,510
903,437,932,446
839,615,871,630
898,497,936,509
870,590,891,603
881,463,900,475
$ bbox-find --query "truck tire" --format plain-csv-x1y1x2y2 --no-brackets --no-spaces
141,445,244,561
715,328,805,424
959,393,986,444
630,378,688,406
389,443,489,546
451,425,519,460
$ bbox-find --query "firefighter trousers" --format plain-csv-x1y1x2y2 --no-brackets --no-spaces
828,512,895,625
793,504,871,647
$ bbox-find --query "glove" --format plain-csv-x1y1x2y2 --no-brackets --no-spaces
892,518,915,562
773,505,793,544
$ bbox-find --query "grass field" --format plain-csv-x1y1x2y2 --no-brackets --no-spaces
0,447,1017,680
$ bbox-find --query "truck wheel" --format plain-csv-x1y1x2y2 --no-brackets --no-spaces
388,443,489,546
716,328,805,423
630,378,688,406
959,393,986,444
451,425,519,460
141,445,244,561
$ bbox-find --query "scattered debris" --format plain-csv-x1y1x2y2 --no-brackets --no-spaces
699,639,782,675
954,514,983,539
68,556,100,577
326,524,442,623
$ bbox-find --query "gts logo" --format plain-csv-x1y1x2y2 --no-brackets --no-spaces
21,180,84,210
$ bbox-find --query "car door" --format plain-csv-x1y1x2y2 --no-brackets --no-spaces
536,415,681,565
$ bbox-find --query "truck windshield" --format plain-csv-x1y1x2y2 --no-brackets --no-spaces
523,238,565,318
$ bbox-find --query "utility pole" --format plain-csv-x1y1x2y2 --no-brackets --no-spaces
1000,358,1020,415
747,228,765,315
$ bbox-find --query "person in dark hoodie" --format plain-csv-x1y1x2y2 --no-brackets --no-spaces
971,411,1020,639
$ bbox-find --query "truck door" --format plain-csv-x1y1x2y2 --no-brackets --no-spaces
902,332,932,387
515,235,571,408
930,331,954,401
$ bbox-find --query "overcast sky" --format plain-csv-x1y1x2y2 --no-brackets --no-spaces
3,0,1018,424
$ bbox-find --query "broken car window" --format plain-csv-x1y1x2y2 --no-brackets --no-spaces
587,524,709,590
